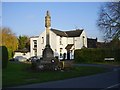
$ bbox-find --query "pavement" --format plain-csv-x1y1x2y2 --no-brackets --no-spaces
5,64,120,89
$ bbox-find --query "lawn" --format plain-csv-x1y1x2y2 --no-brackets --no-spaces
3,61,108,87
78,61,120,66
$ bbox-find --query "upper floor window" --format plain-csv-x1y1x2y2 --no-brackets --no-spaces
82,36,85,47
60,36,62,45
42,37,44,44
33,40,37,48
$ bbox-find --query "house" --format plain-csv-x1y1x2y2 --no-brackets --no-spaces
30,11,87,60
30,29,87,60
13,48,30,59
87,38,97,48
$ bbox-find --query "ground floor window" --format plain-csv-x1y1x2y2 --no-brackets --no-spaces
60,48,63,58
60,53,62,58
34,50,37,56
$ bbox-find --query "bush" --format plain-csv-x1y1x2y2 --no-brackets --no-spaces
74,48,120,63
0,46,9,69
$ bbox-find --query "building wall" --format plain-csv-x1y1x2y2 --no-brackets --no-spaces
75,37,80,49
30,37,38,57
50,30,57,53
37,31,46,57
82,30,87,48
56,36,67,59
62,37,68,54
67,38,74,44
78,30,87,48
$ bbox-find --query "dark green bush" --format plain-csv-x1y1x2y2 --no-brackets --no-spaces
0,46,8,69
74,48,120,63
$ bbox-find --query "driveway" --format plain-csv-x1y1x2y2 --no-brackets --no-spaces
8,64,120,89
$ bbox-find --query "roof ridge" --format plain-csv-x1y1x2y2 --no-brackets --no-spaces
64,32,68,37
51,28,83,32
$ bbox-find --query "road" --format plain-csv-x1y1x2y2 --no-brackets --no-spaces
5,64,120,89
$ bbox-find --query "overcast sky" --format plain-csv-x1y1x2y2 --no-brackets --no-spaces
2,2,105,41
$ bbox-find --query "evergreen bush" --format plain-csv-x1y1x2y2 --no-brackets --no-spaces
1,46,9,69
74,48,120,63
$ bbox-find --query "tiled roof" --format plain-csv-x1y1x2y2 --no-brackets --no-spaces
51,28,67,37
14,48,29,53
65,30,83,37
30,36,39,38
51,28,83,37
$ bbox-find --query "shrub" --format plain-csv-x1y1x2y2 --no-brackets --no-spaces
74,48,120,63
0,46,9,69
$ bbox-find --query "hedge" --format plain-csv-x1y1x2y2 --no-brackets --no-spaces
0,46,9,69
74,48,120,63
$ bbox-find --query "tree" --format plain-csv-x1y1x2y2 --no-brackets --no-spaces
97,2,120,40
109,38,120,49
18,35,30,51
0,27,18,59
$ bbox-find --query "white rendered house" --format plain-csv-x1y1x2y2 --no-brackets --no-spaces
30,11,87,60
30,28,87,60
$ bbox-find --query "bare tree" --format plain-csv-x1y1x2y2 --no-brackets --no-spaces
97,2,120,40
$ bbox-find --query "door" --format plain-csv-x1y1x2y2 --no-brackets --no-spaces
67,51,70,60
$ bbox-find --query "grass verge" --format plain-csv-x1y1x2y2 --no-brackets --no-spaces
76,61,120,66
3,62,108,87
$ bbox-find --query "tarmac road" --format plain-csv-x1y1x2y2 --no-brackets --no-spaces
8,64,120,89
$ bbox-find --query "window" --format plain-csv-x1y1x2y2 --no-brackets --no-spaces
33,40,37,48
34,50,37,56
60,48,62,58
60,36,62,45
42,37,44,44
82,36,85,46
60,48,62,52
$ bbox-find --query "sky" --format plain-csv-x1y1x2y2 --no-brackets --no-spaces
2,2,105,41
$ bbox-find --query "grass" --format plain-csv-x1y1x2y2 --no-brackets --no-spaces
78,61,120,66
95,61,120,66
0,68,2,88
74,59,120,66
3,61,108,87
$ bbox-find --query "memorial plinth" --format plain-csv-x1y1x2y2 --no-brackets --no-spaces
42,45,54,62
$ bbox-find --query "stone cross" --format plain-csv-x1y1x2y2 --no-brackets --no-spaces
42,11,54,59
45,10,51,45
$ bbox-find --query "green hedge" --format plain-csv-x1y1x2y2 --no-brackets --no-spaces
0,46,9,69
74,48,120,63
